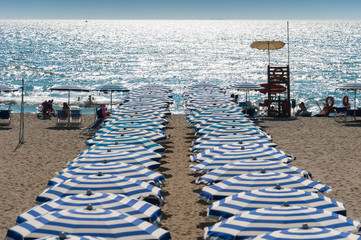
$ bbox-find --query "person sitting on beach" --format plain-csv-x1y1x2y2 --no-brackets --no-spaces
295,102,311,116
62,102,70,117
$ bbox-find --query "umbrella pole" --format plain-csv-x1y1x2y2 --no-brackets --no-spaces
268,48,270,66
245,90,248,114
68,91,70,106
110,91,113,112
354,90,357,119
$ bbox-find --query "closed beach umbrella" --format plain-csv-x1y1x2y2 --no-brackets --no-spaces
93,129,167,142
195,160,307,184
94,84,129,111
49,85,90,105
17,191,161,224
49,162,165,186
0,84,18,92
64,151,160,171
208,186,346,220
88,136,165,153
79,144,162,162
199,171,331,202
36,174,163,206
251,40,286,65
204,205,359,240
37,234,106,240
190,135,276,152
253,226,361,240
7,208,171,240
190,144,287,162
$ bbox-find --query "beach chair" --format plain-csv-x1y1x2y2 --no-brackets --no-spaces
334,107,348,122
0,107,11,126
80,105,106,135
56,110,69,124
70,110,82,123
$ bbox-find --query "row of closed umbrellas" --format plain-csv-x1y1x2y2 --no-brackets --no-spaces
6,84,175,240
184,83,361,239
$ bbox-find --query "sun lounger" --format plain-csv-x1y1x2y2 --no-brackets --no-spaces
70,110,82,123
56,110,68,123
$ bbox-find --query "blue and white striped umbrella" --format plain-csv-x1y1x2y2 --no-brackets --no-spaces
92,129,167,142
108,113,168,124
195,160,308,184
17,191,161,224
86,132,166,146
190,149,293,172
104,118,165,130
50,162,165,186
190,135,276,152
190,143,280,162
112,109,167,119
65,151,160,170
199,171,331,202
193,116,254,130
7,208,171,240
196,122,259,136
204,205,359,240
90,136,165,153
194,129,271,144
116,107,170,116
36,174,163,206
99,123,164,134
187,108,243,122
37,234,106,240
104,115,167,125
80,144,162,162
208,187,346,220
252,226,361,240
187,104,238,113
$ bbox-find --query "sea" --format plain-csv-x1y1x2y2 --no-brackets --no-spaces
0,20,360,114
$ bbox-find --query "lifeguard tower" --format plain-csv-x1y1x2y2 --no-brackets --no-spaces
266,65,291,117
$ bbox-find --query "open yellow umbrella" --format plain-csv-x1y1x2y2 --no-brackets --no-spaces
251,40,285,65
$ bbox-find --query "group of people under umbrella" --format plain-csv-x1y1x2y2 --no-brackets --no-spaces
6,84,174,240
184,83,361,239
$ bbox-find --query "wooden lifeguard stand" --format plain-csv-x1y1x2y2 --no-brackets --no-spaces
267,65,291,117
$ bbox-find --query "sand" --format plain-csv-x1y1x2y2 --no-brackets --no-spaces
1,113,361,239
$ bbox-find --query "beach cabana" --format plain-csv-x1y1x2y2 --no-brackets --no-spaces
48,162,165,186
7,208,171,240
35,174,163,206
204,205,359,240
199,171,331,202
16,191,161,225
208,186,346,220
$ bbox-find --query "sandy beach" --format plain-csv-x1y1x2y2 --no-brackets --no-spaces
1,113,361,239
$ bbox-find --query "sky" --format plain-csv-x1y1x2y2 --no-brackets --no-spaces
0,0,360,20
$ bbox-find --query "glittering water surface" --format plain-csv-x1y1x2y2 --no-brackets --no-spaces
1,20,361,114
